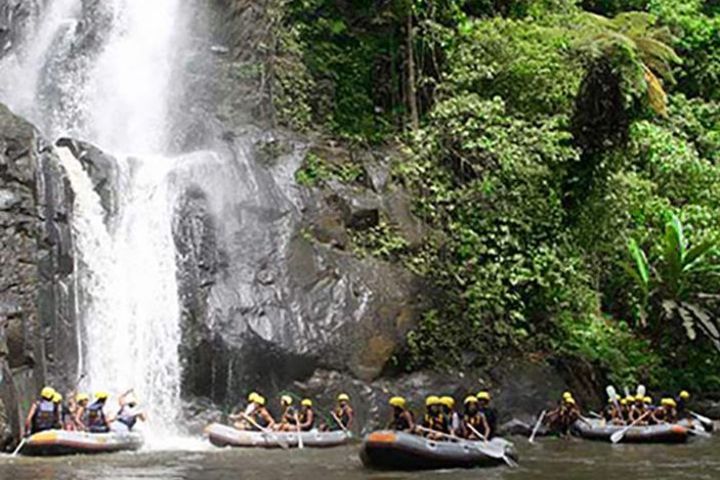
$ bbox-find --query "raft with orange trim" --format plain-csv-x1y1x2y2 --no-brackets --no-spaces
205,423,352,448
359,430,517,470
20,429,144,456
572,419,689,443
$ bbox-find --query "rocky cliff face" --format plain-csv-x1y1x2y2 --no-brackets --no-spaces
0,103,75,448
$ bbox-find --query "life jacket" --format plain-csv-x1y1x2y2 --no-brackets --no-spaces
423,413,449,433
332,406,351,430
390,410,412,431
117,405,138,430
32,399,58,433
299,408,314,431
86,401,109,433
464,412,488,438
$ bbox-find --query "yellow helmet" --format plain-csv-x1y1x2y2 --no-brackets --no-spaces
76,393,89,403
477,391,491,401
679,391,690,400
301,398,313,407
565,397,576,405
95,391,109,400
562,391,572,399
248,392,260,403
464,395,478,405
620,399,628,406
256,396,266,406
625,395,635,403
40,387,55,400
337,393,350,402
440,396,455,408
643,396,652,404
661,398,677,408
425,395,440,407
389,396,406,408
281,395,293,405
52,392,63,403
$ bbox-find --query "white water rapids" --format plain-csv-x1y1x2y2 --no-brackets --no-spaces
0,0,193,442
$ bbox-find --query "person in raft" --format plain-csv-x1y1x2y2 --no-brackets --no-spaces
72,393,91,430
329,393,354,431
230,392,275,431
421,396,450,439
387,396,414,432
460,395,491,440
476,391,497,438
274,395,298,431
24,387,60,435
297,399,315,431
109,390,147,432
83,391,112,433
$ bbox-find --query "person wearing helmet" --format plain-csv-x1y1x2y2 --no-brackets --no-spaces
110,389,147,432
629,395,648,425
52,392,72,430
603,397,622,424
387,396,414,432
439,396,460,436
461,396,490,440
676,391,690,419
476,391,497,438
84,392,111,433
233,393,276,431
72,393,90,430
421,396,449,439
24,387,60,435
297,399,315,431
652,398,678,424
275,395,297,431
330,393,354,431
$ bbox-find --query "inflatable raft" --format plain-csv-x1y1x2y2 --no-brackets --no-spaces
20,429,144,456
205,423,352,449
572,419,689,443
359,430,517,471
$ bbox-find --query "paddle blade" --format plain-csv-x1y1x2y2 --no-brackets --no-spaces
636,385,646,398
610,430,625,443
606,386,617,401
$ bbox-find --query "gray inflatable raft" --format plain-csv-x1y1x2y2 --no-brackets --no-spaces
20,429,143,456
360,430,517,470
205,423,352,448
572,419,689,443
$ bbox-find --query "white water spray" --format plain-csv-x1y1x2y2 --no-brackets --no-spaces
0,0,191,440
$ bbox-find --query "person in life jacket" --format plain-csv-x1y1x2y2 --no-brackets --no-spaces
329,393,354,431
652,398,678,424
24,387,60,435
439,396,460,436
73,393,90,430
476,391,497,438
275,395,297,431
421,395,449,439
297,399,315,432
85,391,111,433
461,395,490,439
110,390,147,432
52,392,73,430
387,396,414,432
676,390,690,419
629,395,649,425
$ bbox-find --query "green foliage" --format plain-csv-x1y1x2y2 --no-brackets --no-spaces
280,0,720,390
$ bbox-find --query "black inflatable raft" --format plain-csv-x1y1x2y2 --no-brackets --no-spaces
20,429,144,456
360,430,517,470
572,419,689,443
205,423,352,448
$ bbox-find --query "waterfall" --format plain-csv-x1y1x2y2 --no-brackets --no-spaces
0,0,190,439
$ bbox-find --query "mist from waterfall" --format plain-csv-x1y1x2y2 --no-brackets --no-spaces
0,0,191,440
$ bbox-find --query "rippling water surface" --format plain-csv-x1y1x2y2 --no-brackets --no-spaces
2,436,719,480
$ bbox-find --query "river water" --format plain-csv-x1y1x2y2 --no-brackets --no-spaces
1,436,719,480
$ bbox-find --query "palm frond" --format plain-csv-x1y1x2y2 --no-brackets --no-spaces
644,67,668,117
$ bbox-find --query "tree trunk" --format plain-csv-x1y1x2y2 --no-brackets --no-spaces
406,11,419,132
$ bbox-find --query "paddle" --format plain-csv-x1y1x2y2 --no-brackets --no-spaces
636,385,646,400
241,413,289,450
466,424,517,468
689,411,714,430
294,414,304,449
607,386,624,423
528,410,546,444
610,410,652,444
415,425,517,468
588,411,603,419
11,437,26,457
686,426,712,438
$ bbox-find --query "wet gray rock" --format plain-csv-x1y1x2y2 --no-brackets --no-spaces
0,103,77,446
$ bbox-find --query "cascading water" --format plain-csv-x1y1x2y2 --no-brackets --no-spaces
0,0,191,440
